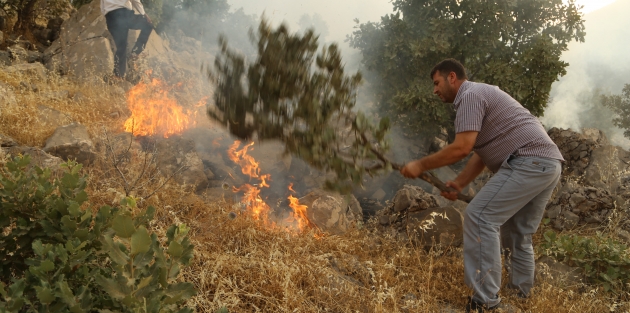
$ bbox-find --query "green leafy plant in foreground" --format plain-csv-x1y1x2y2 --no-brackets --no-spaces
0,155,196,312
539,230,630,292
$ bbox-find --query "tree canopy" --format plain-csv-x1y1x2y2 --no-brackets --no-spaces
348,0,586,137
601,84,630,139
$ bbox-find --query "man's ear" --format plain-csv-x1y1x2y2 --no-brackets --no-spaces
448,72,457,84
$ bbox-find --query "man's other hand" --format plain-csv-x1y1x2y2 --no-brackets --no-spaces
144,14,153,24
441,181,462,201
400,160,425,179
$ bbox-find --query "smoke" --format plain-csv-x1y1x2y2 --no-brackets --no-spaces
542,0,630,149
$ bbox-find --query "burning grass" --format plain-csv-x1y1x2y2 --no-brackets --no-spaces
0,67,627,312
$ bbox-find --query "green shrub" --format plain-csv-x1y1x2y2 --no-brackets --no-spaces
0,155,196,312
539,230,630,292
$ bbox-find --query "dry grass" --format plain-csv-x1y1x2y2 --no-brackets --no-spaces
0,67,628,313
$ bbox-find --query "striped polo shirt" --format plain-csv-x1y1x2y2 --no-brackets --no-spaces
453,81,564,173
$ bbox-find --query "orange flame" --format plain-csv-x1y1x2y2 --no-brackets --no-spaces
228,140,318,234
124,78,202,138
228,140,272,224
287,194,311,232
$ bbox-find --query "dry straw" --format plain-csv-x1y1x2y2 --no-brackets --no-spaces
0,66,626,313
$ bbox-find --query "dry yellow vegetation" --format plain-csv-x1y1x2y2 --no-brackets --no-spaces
0,68,627,313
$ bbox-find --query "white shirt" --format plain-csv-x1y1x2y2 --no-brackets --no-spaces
101,0,145,16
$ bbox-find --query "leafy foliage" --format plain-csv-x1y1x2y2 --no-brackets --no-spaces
539,230,630,292
348,0,586,136
2,0,72,38
0,155,196,311
601,84,630,139
208,20,394,193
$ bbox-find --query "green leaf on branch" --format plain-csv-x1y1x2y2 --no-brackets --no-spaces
112,215,136,238
131,226,151,256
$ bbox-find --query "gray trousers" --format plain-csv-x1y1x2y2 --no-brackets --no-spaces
464,155,561,307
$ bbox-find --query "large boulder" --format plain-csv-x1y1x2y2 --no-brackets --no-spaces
297,189,363,235
43,0,114,78
583,145,630,192
377,185,464,248
5,146,63,169
43,0,172,79
37,105,74,128
43,123,96,165
155,136,210,192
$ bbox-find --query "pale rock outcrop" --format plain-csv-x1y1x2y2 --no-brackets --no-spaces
297,189,363,235
37,105,75,128
0,83,17,107
43,123,96,165
155,136,211,192
377,185,464,248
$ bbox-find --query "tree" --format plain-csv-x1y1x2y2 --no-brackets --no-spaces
601,84,630,139
2,0,71,40
207,19,473,202
348,0,586,137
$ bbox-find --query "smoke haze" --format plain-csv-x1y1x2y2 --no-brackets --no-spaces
542,0,630,149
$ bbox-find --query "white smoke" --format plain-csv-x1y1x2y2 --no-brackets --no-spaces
542,0,630,149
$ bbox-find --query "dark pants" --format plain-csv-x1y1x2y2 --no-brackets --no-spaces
105,8,153,77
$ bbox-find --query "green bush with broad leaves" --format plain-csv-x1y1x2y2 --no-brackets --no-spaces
539,230,630,292
0,155,197,312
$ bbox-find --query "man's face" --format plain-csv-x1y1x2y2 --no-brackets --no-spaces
432,71,457,103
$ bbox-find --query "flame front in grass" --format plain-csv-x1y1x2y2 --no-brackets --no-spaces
287,194,311,232
124,78,194,138
228,140,271,224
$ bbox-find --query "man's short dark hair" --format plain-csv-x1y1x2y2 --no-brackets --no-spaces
430,59,468,80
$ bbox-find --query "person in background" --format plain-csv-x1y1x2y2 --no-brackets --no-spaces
100,0,153,78
401,59,563,312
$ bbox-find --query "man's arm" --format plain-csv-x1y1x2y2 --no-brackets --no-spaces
441,152,485,200
400,131,478,178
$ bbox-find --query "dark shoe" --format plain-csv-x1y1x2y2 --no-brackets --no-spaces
466,297,521,313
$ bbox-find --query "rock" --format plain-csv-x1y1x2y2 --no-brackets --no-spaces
8,45,28,63
0,134,18,147
583,145,630,192
5,146,63,169
548,127,600,176
582,128,609,145
0,50,11,66
298,189,363,235
535,256,583,286
27,50,42,63
44,0,170,79
393,188,412,212
0,30,3,42
37,105,74,128
43,1,113,77
562,211,580,230
406,206,464,248
4,63,47,81
0,82,17,107
155,135,209,192
545,205,562,219
43,123,96,165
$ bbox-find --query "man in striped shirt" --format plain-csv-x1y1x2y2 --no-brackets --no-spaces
401,59,563,312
